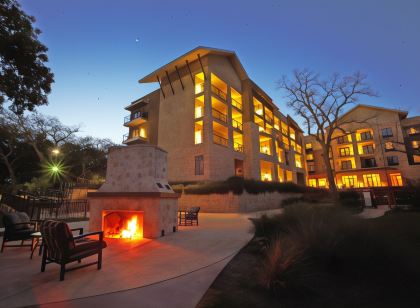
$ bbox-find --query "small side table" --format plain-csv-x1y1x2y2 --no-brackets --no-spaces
30,232,42,259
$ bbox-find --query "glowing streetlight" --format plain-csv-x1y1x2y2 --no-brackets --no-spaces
52,148,60,155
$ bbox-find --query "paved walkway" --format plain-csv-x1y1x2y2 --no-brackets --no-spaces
358,205,390,219
0,211,281,308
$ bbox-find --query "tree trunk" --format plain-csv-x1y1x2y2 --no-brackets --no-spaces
31,143,46,162
321,145,339,203
1,156,17,194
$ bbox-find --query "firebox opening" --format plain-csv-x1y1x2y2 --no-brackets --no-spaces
102,210,144,240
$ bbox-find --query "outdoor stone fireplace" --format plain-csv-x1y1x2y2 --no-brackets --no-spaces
88,144,179,239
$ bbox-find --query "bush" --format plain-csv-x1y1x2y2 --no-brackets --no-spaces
253,204,420,299
178,177,305,195
339,190,363,212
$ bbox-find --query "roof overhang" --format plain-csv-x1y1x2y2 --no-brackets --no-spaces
138,46,249,83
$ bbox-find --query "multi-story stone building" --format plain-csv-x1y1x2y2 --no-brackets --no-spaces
123,47,306,184
304,104,420,188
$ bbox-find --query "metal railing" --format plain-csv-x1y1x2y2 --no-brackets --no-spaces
124,112,148,125
213,134,229,147
232,119,243,131
212,108,227,123
234,142,244,152
211,85,227,100
231,98,242,110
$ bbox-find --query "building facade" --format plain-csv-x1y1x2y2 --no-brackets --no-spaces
123,47,306,184
304,105,420,188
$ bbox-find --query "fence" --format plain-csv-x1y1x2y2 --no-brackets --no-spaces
0,194,89,221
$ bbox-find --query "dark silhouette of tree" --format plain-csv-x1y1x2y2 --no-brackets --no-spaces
0,0,54,114
279,70,376,198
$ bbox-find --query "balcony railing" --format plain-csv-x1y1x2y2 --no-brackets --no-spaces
124,112,148,125
234,142,244,153
232,119,243,131
231,98,242,110
213,134,228,147
211,85,227,100
212,108,227,123
122,133,129,143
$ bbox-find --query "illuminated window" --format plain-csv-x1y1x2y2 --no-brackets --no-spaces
286,170,293,182
296,144,302,153
260,160,273,181
233,131,243,153
415,155,420,163
194,121,203,144
306,153,314,161
254,114,265,132
407,127,419,135
289,127,296,140
342,175,357,188
318,178,327,188
253,97,264,116
276,141,283,162
195,155,204,175
213,121,228,147
231,87,242,110
412,141,419,149
363,174,381,187
274,117,280,130
211,96,228,123
385,142,394,151
195,96,204,119
305,143,312,149
339,147,352,157
295,154,302,168
211,73,227,100
281,121,288,135
360,144,374,155
277,166,284,182
195,73,205,94
308,179,317,187
389,173,403,186
264,107,273,123
139,127,146,138
290,140,296,151
260,135,272,155
232,108,243,131
282,136,290,150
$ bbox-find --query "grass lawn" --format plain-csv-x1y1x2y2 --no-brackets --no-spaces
198,206,420,308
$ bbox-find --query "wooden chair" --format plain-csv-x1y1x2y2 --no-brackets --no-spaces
40,220,107,281
1,212,37,252
178,207,200,226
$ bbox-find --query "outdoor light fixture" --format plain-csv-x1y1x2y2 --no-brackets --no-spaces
52,148,60,155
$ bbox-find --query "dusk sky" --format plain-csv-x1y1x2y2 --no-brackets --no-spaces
20,0,420,143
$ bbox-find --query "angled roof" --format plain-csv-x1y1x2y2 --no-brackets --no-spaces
338,104,408,121
138,46,249,83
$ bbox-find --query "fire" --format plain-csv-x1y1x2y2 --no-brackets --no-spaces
120,215,142,239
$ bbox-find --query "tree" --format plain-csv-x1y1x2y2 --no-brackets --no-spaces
0,0,54,114
279,70,376,198
0,116,19,192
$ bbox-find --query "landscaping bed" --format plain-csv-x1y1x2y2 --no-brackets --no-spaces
198,204,420,307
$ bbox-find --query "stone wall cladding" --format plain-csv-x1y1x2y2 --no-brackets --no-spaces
178,191,301,213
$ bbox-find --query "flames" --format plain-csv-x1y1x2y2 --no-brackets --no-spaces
121,215,141,239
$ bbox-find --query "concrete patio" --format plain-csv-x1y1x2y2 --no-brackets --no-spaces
0,211,281,308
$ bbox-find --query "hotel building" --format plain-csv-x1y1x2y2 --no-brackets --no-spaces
305,105,420,188
123,47,306,184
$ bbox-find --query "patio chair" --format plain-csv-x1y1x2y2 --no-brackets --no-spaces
1,211,37,252
179,207,200,226
40,220,107,281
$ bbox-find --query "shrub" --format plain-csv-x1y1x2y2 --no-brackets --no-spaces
339,189,363,212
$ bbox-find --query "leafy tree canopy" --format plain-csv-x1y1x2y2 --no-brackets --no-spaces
0,0,54,114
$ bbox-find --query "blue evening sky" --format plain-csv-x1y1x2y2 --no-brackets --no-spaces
20,0,420,143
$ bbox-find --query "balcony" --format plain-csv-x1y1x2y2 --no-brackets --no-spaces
213,134,229,147
212,108,227,123
232,119,243,131
231,98,242,111
234,142,244,153
122,133,147,144
124,112,148,127
211,85,227,101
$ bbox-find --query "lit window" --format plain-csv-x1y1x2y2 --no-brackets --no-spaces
211,73,227,100
195,96,204,118
274,117,280,130
253,97,264,116
282,136,290,150
286,170,293,182
385,142,394,151
412,141,419,149
277,166,284,182
260,136,272,155
306,153,314,161
363,174,381,187
308,179,317,187
389,173,403,186
339,147,352,157
305,143,312,149
342,175,357,188
195,73,205,94
318,178,327,188
295,154,302,168
231,88,242,111
407,127,419,135
281,122,288,135
194,121,203,144
260,160,273,181
139,127,146,138
289,128,296,140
